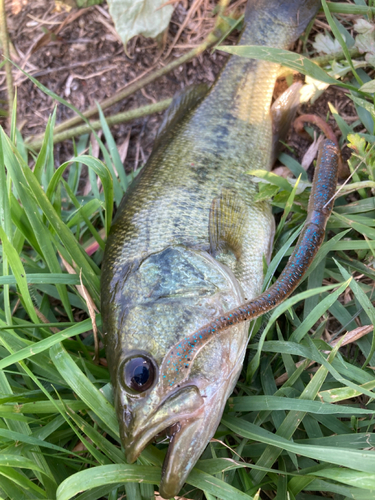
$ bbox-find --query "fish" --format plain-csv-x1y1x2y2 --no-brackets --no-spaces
101,0,335,497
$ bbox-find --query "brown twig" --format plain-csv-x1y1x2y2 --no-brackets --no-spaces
59,253,100,362
34,308,60,334
31,8,88,55
164,0,203,58
0,0,13,125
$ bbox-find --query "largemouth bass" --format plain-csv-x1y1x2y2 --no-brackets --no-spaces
101,0,334,497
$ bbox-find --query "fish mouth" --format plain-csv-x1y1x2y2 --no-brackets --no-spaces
121,385,207,498
122,384,204,459
128,416,206,499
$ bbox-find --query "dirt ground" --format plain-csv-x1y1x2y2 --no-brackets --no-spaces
2,0,359,172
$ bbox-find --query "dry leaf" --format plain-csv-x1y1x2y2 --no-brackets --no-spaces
107,0,174,45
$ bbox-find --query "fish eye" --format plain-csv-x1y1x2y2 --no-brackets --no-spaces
120,353,158,394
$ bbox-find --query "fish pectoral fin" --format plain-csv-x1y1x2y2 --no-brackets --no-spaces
271,82,302,164
209,189,247,260
153,83,210,151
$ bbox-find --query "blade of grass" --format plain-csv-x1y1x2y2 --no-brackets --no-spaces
0,317,99,370
97,101,129,193
248,280,350,379
334,259,375,367
228,396,374,415
46,155,113,238
0,227,39,324
0,130,12,325
49,343,118,436
1,129,74,320
219,46,357,91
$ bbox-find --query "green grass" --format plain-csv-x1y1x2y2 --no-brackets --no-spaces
1,1,375,499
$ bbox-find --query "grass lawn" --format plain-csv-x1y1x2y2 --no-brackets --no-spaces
1,1,375,499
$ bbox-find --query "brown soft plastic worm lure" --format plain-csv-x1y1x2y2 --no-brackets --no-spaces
161,139,339,388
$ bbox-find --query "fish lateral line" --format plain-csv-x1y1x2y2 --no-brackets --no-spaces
161,139,339,388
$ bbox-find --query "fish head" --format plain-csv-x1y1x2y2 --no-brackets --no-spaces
102,245,249,498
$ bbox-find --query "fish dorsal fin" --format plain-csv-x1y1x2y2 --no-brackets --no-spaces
209,189,247,260
153,83,210,150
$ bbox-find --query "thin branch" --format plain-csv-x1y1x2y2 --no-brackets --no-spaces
26,98,172,150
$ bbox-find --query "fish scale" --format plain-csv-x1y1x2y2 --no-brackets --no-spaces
160,141,339,389
102,35,287,305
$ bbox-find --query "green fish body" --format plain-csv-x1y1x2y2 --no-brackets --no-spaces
101,1,321,496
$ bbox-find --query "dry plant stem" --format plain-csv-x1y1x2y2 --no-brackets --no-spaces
34,307,60,334
49,34,219,137
0,0,13,123
164,0,203,58
27,98,172,150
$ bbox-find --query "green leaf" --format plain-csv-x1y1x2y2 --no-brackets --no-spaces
248,281,350,380
0,274,80,285
359,80,375,93
21,163,101,304
321,0,362,85
97,102,129,193
278,152,307,180
0,226,39,324
0,455,46,475
222,417,375,474
56,464,253,500
228,396,374,415
218,45,355,89
49,343,118,436
313,468,375,490
1,130,74,320
247,169,292,191
0,317,98,370
335,259,375,367
327,3,375,15
46,155,113,237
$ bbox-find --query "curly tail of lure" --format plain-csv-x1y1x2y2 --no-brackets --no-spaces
161,139,339,388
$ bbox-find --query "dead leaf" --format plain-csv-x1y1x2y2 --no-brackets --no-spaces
59,254,99,361
10,0,27,16
301,134,324,171
107,0,174,46
330,325,374,349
